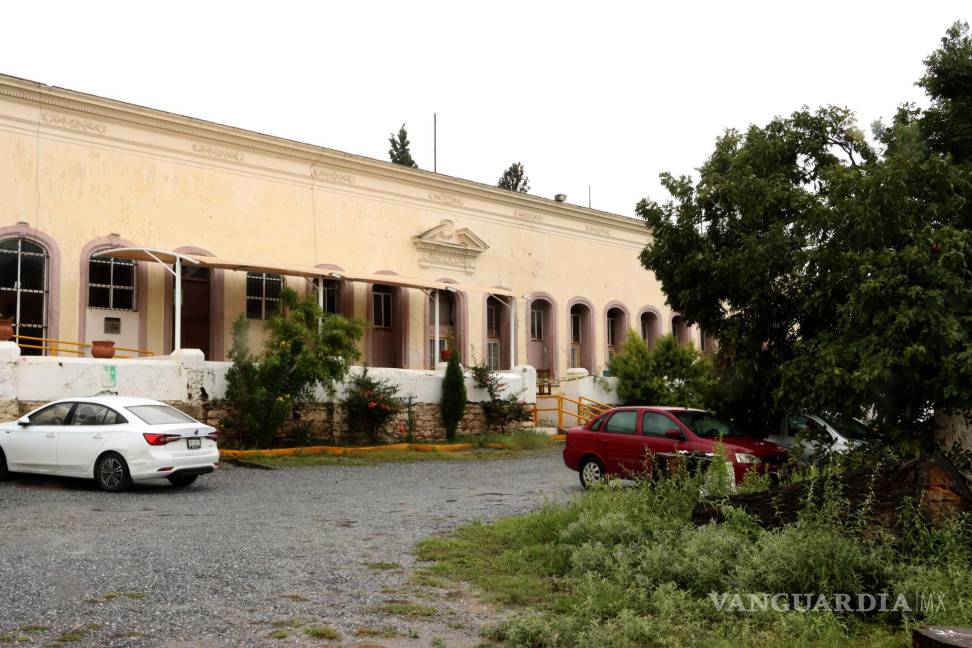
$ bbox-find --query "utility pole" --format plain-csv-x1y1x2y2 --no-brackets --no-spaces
433,113,437,173
588,185,591,208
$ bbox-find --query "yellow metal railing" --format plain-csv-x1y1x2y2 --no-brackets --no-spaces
11,334,154,359
533,394,611,429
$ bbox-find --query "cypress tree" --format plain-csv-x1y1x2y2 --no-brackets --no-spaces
440,350,467,441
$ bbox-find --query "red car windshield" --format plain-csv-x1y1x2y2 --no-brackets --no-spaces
674,411,748,438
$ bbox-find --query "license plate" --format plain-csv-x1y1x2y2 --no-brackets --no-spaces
186,438,202,449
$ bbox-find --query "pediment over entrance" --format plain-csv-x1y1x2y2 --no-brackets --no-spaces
412,219,489,274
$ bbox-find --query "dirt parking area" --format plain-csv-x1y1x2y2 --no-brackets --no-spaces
0,450,576,647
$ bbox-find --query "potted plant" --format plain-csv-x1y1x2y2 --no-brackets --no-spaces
91,340,116,359
0,314,12,342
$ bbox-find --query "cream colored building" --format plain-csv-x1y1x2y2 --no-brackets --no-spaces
0,73,706,377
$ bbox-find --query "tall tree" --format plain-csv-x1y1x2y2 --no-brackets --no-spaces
636,24,972,440
918,21,972,162
497,162,530,192
388,124,418,168
440,350,467,440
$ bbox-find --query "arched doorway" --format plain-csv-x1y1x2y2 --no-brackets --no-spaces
567,299,594,373
484,295,513,370
527,294,557,378
639,308,660,349
368,277,407,368
604,303,629,361
672,314,691,347
0,237,50,355
426,287,465,368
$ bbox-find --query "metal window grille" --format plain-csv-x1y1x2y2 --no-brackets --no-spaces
487,341,501,370
245,272,283,320
0,238,49,355
88,255,136,311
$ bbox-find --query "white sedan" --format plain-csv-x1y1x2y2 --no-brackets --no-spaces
0,396,219,492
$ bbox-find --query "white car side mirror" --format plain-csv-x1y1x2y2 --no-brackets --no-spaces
17,416,29,426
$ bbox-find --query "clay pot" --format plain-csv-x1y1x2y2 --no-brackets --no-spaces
91,340,116,359
0,319,12,342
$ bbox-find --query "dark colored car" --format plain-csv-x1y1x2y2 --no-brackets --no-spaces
563,406,788,488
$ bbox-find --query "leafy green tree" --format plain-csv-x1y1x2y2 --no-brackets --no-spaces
388,123,418,168
440,351,467,440
637,23,972,439
497,162,530,192
918,21,972,162
223,288,364,448
609,333,713,408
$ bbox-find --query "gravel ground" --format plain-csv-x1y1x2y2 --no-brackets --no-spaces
0,449,577,647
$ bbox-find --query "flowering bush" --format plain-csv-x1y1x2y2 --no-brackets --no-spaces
344,368,405,444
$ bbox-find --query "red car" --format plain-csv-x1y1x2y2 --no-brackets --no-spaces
563,406,788,488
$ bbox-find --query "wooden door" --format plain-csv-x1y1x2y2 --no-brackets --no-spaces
179,267,210,358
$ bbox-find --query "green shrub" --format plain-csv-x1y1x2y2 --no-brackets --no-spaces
344,368,405,444
608,333,714,407
223,288,363,448
440,352,466,440
470,361,532,432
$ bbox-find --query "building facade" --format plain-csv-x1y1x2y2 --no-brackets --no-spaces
0,73,704,376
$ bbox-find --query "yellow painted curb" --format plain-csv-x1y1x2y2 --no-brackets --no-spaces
220,442,479,459
550,434,566,442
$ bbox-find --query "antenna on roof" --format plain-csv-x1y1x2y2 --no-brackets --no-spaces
433,112,437,173
588,185,591,209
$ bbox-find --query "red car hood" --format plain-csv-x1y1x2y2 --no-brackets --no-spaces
716,436,788,456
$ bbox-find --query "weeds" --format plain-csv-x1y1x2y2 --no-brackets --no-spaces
417,461,972,647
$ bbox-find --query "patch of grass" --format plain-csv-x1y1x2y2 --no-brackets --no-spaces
122,592,144,600
366,561,401,571
304,625,340,640
268,629,289,639
431,638,447,648
375,600,438,618
19,625,48,633
53,629,87,643
279,593,309,602
0,636,13,644
409,571,447,588
354,625,402,638
416,463,972,647
270,619,303,629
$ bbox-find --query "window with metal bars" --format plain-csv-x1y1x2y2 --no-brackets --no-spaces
88,254,136,311
0,238,49,354
246,272,283,320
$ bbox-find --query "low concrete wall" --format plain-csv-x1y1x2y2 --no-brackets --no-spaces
0,342,536,442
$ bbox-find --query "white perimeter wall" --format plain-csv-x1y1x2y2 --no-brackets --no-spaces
0,343,535,407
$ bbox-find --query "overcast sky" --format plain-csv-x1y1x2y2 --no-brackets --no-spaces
2,0,968,217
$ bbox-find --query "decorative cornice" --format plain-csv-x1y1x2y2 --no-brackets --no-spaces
0,73,647,236
514,209,544,224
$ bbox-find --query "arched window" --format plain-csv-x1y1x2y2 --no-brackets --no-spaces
246,272,283,320
567,300,594,372
526,294,557,377
0,237,50,354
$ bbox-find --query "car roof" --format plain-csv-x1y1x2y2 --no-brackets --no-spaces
45,396,167,408
606,406,707,412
